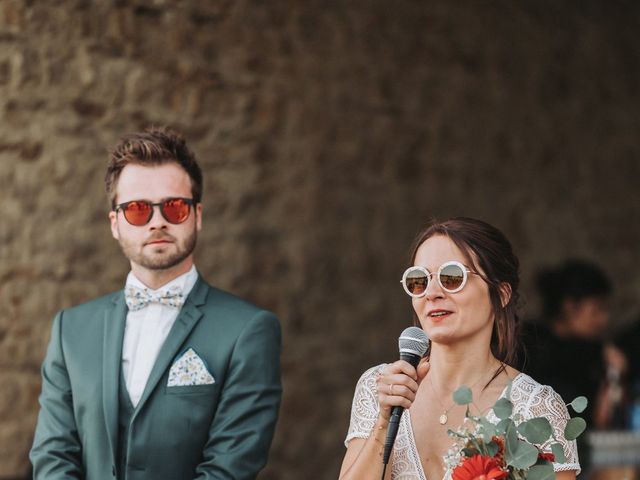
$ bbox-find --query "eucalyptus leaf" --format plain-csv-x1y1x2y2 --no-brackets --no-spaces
506,441,539,469
462,447,478,457
453,386,473,405
551,443,566,463
486,440,499,457
564,417,587,440
496,418,512,435
569,396,588,414
527,464,556,480
479,418,497,440
518,418,553,444
493,397,513,419
505,421,519,458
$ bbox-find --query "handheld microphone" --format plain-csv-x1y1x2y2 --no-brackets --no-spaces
382,326,430,466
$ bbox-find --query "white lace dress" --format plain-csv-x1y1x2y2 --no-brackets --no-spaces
345,365,581,479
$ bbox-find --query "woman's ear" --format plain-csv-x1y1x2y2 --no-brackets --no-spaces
499,282,512,308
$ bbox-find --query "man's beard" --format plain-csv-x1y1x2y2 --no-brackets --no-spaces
118,228,197,271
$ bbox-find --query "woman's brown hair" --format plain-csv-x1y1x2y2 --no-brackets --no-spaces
408,217,522,368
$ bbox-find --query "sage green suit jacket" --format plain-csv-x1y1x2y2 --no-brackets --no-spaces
30,276,282,480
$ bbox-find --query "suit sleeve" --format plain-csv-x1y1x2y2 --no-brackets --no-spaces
194,310,282,480
30,311,84,479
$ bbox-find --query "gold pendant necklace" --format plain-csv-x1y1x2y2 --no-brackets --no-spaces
439,412,450,425
428,378,456,425
428,363,505,426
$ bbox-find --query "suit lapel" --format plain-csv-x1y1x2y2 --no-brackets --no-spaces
102,292,127,466
132,278,209,418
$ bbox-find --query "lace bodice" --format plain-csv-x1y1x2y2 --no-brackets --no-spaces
345,365,580,479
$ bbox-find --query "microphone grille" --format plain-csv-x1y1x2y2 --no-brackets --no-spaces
398,326,429,357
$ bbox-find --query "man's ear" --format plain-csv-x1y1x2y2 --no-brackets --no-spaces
195,203,202,232
109,211,120,240
499,282,512,308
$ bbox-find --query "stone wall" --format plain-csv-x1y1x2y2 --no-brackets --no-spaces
0,1,638,478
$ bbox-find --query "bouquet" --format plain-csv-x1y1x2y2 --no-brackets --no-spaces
443,383,587,480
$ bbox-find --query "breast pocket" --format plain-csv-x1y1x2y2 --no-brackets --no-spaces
157,383,221,451
165,383,218,396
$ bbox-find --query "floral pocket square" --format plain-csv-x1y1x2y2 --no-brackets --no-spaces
167,348,215,387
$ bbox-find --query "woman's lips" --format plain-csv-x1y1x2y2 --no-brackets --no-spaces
427,309,453,321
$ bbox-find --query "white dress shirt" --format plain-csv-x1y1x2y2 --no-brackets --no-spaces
121,265,198,407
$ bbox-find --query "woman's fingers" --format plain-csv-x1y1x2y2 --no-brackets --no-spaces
376,361,421,418
390,359,419,380
416,358,431,384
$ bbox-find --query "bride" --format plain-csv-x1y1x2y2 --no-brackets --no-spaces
339,217,579,480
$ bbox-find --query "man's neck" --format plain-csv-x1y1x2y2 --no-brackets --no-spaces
131,258,194,290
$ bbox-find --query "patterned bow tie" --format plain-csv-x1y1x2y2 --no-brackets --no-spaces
124,285,185,312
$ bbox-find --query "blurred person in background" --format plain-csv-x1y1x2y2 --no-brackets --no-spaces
521,259,629,476
614,317,640,432
522,259,627,429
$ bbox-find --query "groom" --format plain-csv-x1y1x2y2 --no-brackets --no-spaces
30,128,282,479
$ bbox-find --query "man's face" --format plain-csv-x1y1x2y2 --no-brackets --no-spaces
109,162,202,273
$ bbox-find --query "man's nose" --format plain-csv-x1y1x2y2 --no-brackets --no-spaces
148,205,168,228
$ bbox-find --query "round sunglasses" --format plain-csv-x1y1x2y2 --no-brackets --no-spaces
400,261,478,297
114,197,194,226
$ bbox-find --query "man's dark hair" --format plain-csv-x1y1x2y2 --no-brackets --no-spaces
536,259,611,319
105,127,203,207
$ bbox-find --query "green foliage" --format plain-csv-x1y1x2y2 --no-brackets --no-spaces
564,417,587,440
551,443,566,463
506,441,539,469
518,418,553,444
478,417,497,440
485,440,499,457
453,386,473,405
496,418,512,435
462,447,478,457
505,420,519,458
569,396,588,414
444,377,585,478
493,397,513,419
527,464,556,480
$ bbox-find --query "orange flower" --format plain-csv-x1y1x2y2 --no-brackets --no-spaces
452,454,509,480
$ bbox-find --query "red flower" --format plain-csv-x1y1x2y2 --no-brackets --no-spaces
538,452,555,462
452,454,509,480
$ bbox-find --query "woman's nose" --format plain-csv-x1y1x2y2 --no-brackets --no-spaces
423,274,445,300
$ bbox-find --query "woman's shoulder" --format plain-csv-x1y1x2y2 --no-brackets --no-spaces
353,363,387,390
345,364,387,445
511,372,562,397
510,372,571,420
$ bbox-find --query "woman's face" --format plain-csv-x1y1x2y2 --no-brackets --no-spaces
412,235,495,346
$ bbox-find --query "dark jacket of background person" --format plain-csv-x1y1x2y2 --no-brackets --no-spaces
520,259,626,474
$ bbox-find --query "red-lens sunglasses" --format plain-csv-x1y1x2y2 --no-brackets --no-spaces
114,197,194,226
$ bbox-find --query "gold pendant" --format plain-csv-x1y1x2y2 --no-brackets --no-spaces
439,413,448,425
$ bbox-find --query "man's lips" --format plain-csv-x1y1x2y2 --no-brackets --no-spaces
145,238,173,246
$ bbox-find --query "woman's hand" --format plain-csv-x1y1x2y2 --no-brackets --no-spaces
376,358,430,421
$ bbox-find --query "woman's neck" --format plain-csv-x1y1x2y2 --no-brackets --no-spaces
427,345,502,392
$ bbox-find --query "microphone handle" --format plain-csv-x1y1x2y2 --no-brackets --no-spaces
383,408,402,464
382,352,422,465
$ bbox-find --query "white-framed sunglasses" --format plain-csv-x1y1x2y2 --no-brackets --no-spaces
400,260,478,297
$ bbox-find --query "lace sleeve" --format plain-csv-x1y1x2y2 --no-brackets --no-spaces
344,364,385,447
512,376,581,474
